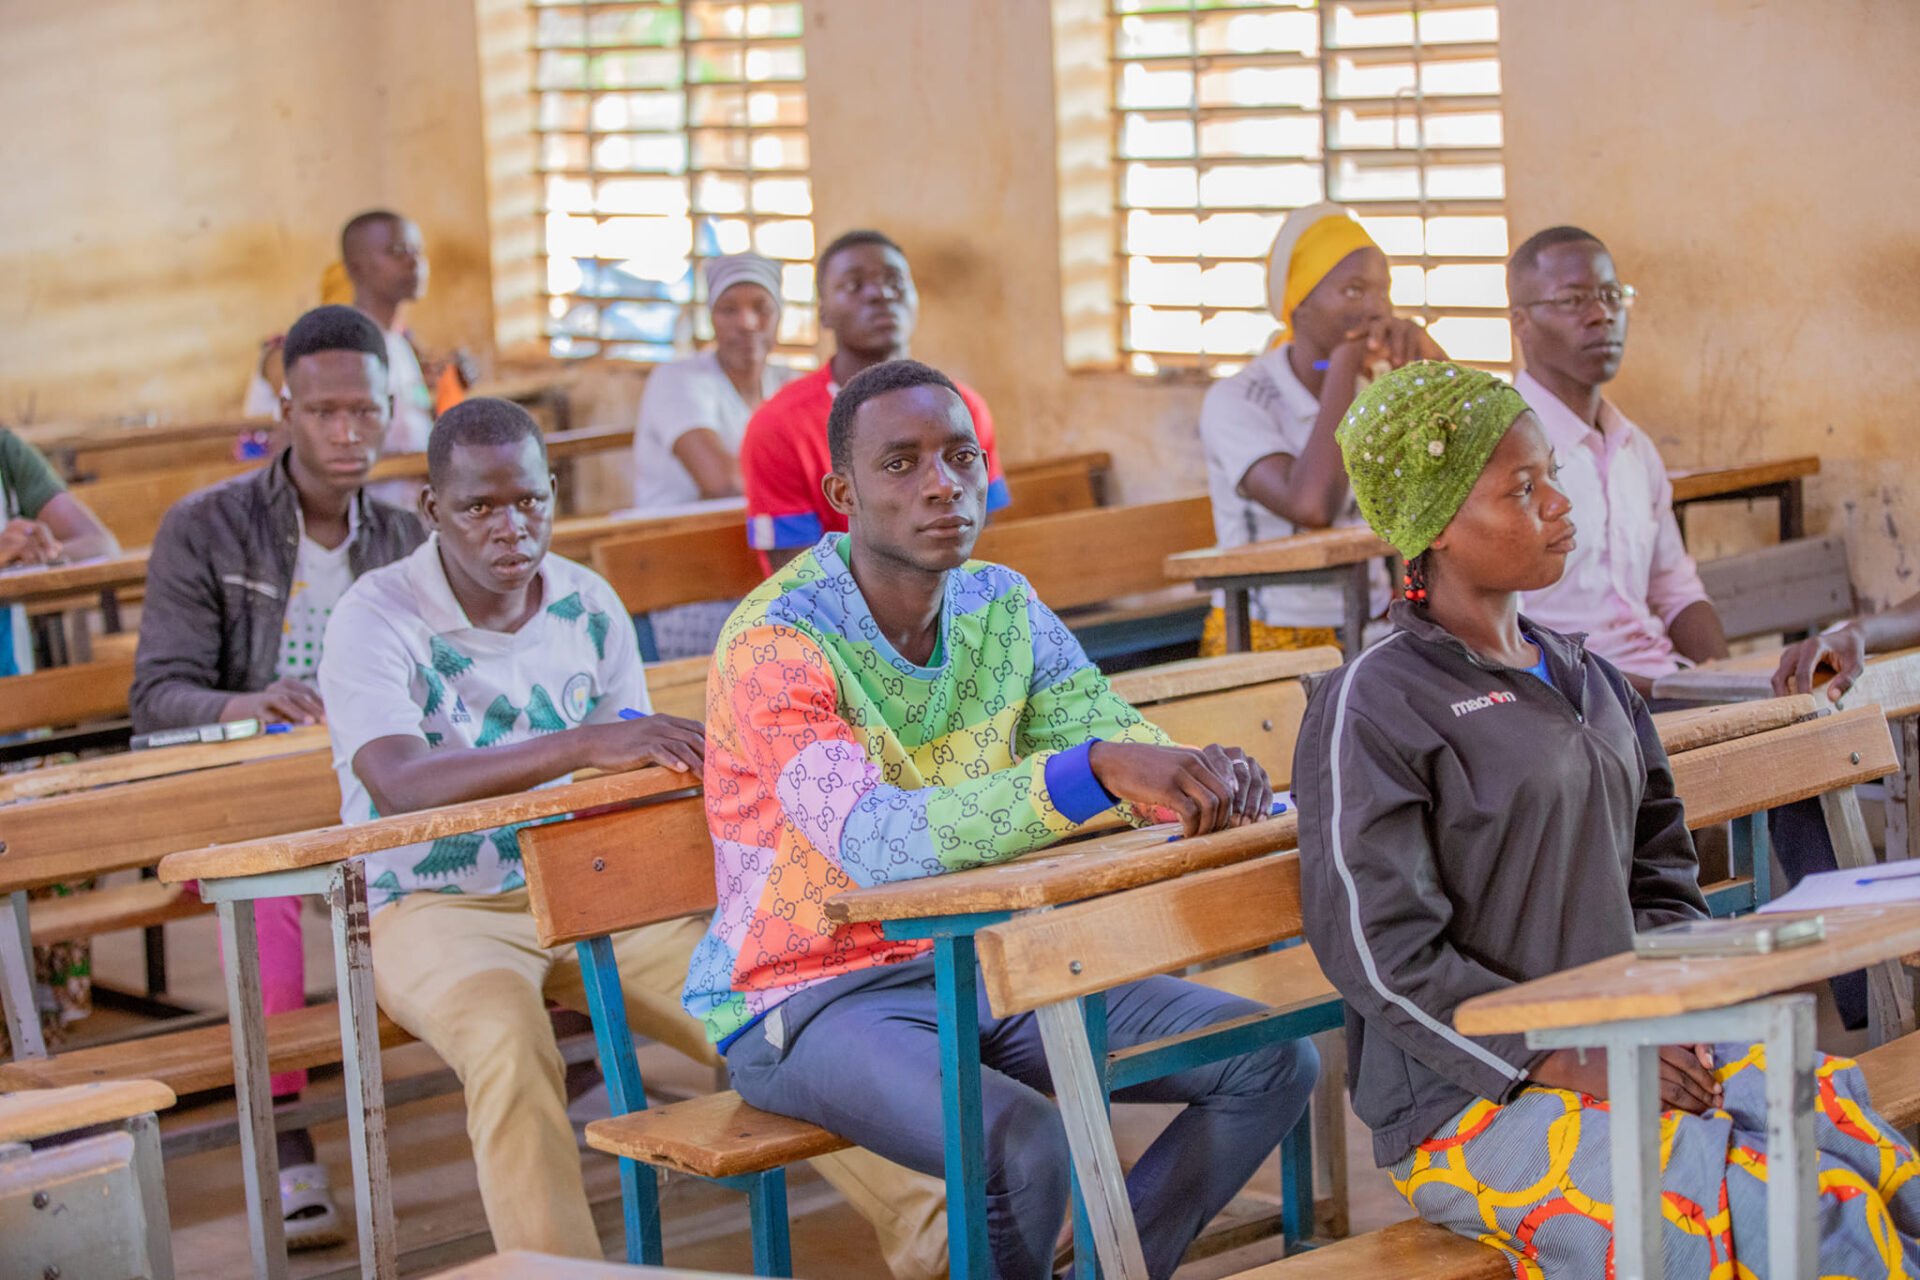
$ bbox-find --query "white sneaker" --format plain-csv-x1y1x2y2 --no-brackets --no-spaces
280,1161,346,1250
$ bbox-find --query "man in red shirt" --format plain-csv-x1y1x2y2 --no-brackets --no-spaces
741,229,1009,570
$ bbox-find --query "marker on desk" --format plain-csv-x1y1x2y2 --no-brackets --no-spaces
130,718,293,751
1165,798,1289,842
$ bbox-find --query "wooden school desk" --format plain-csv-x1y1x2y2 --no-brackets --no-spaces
1667,455,1820,542
156,765,694,1280
0,547,150,641
1163,526,1396,660
1457,904,1920,1280
825,818,1313,1280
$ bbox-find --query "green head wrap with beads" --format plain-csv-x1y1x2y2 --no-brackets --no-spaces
1335,360,1530,561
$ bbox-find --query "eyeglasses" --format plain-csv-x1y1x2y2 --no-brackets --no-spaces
1517,284,1637,315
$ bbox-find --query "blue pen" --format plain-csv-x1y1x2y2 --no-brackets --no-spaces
1166,799,1289,842
618,707,648,721
1311,359,1330,371
1857,865,1920,886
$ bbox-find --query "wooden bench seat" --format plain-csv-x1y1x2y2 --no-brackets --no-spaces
28,879,211,946
1189,944,1338,1017
584,1089,850,1179
0,1001,412,1095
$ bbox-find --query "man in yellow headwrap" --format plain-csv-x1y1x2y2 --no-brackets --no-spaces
1195,202,1445,655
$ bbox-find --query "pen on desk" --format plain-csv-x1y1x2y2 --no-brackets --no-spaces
1856,865,1920,886
618,708,647,721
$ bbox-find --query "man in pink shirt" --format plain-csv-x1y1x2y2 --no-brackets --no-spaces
1508,226,1729,695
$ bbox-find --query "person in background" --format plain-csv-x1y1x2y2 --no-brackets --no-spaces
1196,203,1444,656
1774,591,1920,701
1507,225,1729,695
0,427,118,676
628,251,802,657
0,425,118,1063
1299,359,1920,1275
133,304,423,1248
740,229,1008,573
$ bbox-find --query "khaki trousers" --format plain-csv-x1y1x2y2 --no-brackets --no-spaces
371,890,949,1277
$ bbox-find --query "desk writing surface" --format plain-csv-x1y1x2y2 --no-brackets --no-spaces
1648,694,1817,755
157,764,692,883
0,724,332,803
1163,526,1393,583
0,549,150,606
429,1250,745,1279
1653,647,1920,719
11,418,268,456
824,814,1298,923
548,501,745,561
1667,456,1820,504
1455,905,1920,1035
367,425,637,483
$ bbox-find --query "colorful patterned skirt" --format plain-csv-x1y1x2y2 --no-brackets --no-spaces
1197,609,1339,658
1391,1043,1920,1278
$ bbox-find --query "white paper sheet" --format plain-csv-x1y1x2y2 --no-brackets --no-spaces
1757,858,1920,914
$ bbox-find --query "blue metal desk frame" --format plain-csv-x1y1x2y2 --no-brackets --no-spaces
879,912,1337,1280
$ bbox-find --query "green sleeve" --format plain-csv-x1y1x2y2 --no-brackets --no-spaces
0,430,66,519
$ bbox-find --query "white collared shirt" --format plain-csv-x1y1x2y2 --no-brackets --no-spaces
1197,343,1391,628
1514,370,1711,680
318,538,648,908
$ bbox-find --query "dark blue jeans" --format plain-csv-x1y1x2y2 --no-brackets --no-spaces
726,958,1317,1280
1771,797,1868,1029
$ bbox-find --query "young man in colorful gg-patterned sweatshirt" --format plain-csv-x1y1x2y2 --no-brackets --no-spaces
687,359,1319,1280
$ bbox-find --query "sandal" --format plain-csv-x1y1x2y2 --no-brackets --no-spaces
280,1161,346,1250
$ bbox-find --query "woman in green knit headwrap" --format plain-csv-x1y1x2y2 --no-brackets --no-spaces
1294,360,1920,1276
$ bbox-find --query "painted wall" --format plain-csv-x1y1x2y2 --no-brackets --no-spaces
7,0,1913,604
0,0,494,424
1501,0,1920,608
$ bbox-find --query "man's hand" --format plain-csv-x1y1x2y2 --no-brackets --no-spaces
586,713,706,774
1088,742,1272,838
221,678,327,726
1330,317,1446,376
1773,625,1866,703
0,518,61,568
1531,1044,1722,1114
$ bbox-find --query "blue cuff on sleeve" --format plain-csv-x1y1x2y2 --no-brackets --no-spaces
748,511,826,550
1044,739,1118,825
985,476,1012,512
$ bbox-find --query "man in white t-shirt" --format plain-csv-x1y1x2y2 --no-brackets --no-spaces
632,251,802,513
340,209,444,509
320,399,945,1268
629,252,802,657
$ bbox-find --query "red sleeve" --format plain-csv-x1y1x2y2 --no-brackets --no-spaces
740,400,829,553
959,384,1010,512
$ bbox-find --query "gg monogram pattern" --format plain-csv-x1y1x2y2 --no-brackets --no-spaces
1393,1045,1920,1277
683,535,1170,1045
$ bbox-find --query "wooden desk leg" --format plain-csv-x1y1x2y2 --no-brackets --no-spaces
327,861,398,1280
1890,718,1920,867
1034,998,1150,1280
216,897,290,1280
1310,1028,1349,1239
2,889,47,1059
1341,566,1368,662
129,1110,177,1280
1822,786,1917,1042
1780,480,1806,542
1222,588,1253,654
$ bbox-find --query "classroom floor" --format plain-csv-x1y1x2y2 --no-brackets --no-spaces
86,900,1422,1278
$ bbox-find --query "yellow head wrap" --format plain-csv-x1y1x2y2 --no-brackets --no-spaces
320,261,354,307
1266,203,1381,341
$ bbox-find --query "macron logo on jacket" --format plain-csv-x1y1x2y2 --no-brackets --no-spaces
1450,689,1519,718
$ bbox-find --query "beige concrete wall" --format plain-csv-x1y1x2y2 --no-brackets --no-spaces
0,0,494,424
9,0,1913,604
1501,0,1920,608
